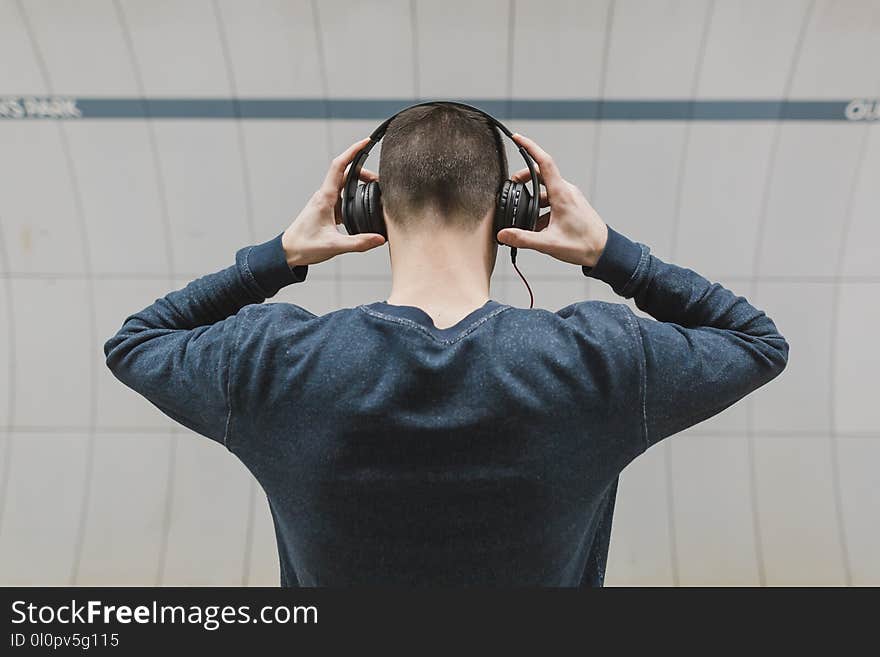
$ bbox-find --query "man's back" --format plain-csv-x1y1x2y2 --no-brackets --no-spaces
230,299,638,585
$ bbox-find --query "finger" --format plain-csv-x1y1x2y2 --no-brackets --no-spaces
510,166,544,185
511,133,566,192
496,227,553,253
535,210,551,232
342,162,379,184
322,137,371,194
333,232,386,254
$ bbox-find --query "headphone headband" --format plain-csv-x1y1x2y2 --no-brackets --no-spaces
342,101,539,244
369,101,515,141
344,102,538,226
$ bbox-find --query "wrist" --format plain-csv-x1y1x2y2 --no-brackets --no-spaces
581,225,644,296
281,229,301,267
581,223,609,268
241,232,308,298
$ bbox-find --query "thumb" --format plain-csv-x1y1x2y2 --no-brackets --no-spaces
496,227,550,252
335,232,386,253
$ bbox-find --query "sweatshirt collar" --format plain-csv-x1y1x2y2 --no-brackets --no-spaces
363,299,507,341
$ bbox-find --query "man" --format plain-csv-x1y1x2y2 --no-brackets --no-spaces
105,103,788,586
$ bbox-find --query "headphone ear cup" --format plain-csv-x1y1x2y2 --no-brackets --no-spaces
346,184,368,235
357,184,371,233
350,182,384,236
342,185,361,235
501,181,534,231
495,180,513,239
363,181,386,238
514,184,536,231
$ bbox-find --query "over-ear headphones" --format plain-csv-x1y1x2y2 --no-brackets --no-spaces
341,101,540,244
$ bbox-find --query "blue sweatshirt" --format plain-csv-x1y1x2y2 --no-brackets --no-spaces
104,227,788,586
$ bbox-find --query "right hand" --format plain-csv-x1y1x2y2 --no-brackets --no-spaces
497,133,608,268
281,138,386,267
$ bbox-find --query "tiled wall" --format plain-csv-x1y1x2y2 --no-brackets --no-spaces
0,0,878,585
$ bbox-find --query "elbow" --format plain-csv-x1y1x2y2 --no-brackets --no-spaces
775,338,790,374
103,324,137,378
103,334,117,360
764,334,790,379
103,333,125,376
758,314,789,378
103,313,147,372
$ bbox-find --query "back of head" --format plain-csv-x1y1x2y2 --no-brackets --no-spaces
378,103,508,229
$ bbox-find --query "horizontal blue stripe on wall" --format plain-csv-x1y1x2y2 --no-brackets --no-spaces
1,97,878,121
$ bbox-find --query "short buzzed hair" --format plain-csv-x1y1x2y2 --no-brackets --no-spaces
378,103,508,227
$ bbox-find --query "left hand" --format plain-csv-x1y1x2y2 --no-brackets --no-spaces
497,133,607,268
282,138,387,267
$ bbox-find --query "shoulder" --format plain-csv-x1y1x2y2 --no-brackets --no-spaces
235,302,367,336
561,300,641,346
555,299,630,320
238,301,318,324
485,301,639,357
233,302,324,344
501,300,635,335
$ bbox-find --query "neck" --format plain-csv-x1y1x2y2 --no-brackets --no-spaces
385,213,496,329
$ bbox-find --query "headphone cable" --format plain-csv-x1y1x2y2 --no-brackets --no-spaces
510,247,534,309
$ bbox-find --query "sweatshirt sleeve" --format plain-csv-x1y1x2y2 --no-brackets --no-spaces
584,226,789,448
103,233,307,445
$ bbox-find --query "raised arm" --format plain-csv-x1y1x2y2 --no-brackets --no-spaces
583,226,788,446
103,234,308,443
104,138,386,444
498,133,789,450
